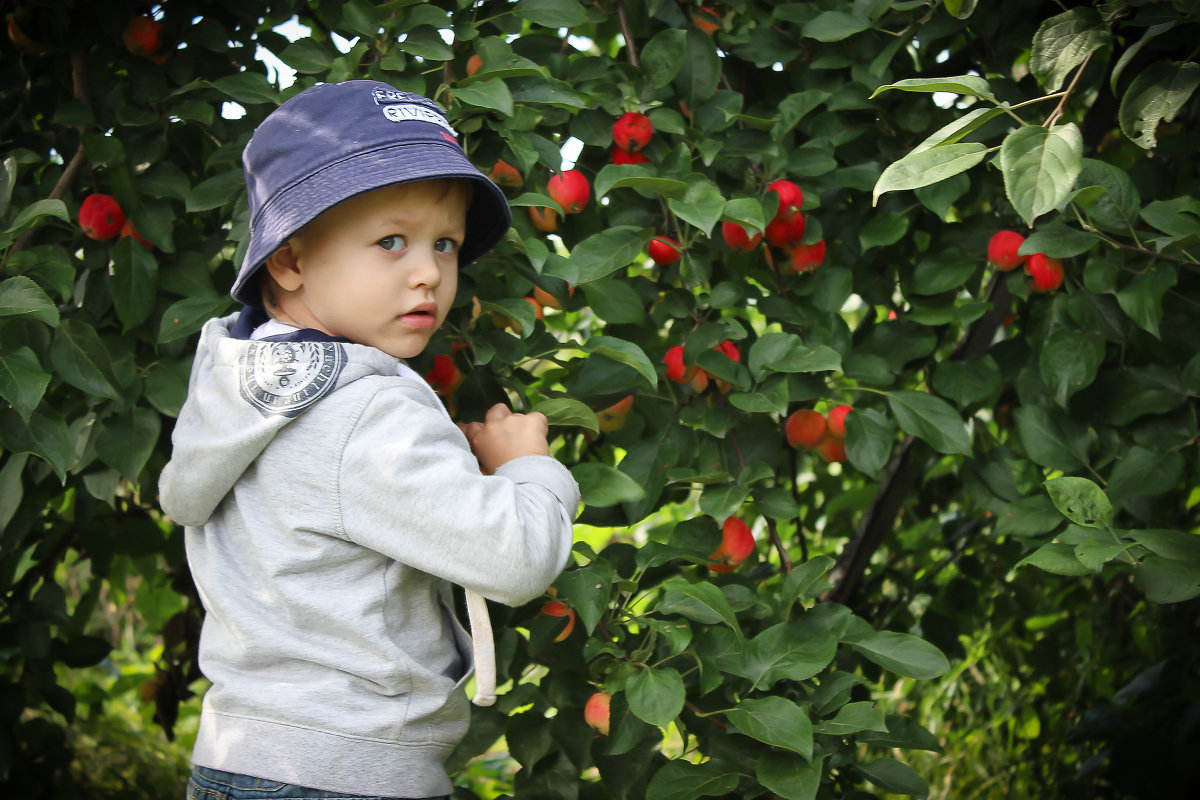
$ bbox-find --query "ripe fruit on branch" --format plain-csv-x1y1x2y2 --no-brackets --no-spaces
528,206,558,233
648,235,681,266
785,409,826,449
596,395,634,433
546,169,590,214
987,230,1027,271
611,147,651,165
709,517,754,573
123,16,162,57
662,345,708,392
789,239,825,272
826,405,851,438
466,54,483,76
612,112,653,152
816,433,847,463
425,354,464,397
532,286,562,310
767,179,804,219
78,194,125,240
1026,252,1063,293
488,159,522,188
585,692,611,735
765,212,805,249
540,600,576,642
721,221,761,252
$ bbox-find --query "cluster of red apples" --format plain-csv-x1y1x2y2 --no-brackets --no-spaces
785,405,850,463
988,229,1063,293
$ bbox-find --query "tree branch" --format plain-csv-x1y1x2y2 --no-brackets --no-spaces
615,1,639,67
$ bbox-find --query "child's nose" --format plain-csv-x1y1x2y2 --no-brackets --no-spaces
408,247,442,288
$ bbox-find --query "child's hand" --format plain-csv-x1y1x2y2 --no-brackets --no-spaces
459,403,550,474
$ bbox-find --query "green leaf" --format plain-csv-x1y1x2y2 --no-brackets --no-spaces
995,494,1063,537
845,407,895,475
1013,405,1091,472
0,346,50,423
159,296,234,344
645,760,740,800
802,11,870,42
658,579,743,643
748,333,842,379
871,75,997,103
886,390,972,456
95,408,162,484
279,38,335,73
873,143,988,205
859,714,944,752
676,29,721,106
756,752,822,800
859,212,909,252
1118,60,1200,149
572,227,654,283
667,177,726,236
1076,158,1141,233
641,28,687,88
110,236,159,331
583,335,658,389
910,249,977,295
187,170,246,212
212,71,278,104
737,621,838,689
1044,477,1112,529
593,165,688,201
0,406,71,481
581,278,646,325
847,631,949,679
1116,267,1176,338
398,27,453,61
724,697,813,759
857,757,930,798
0,276,59,327
49,320,122,401
778,555,835,613
1038,330,1105,406
552,560,615,635
1030,9,1110,93
1000,124,1084,226
513,0,587,28
452,78,513,115
814,701,888,735
532,398,599,434
943,0,979,19
626,667,686,728
5,199,68,236
570,462,645,507
1019,222,1101,259
932,356,1002,408
1133,555,1200,603
1128,530,1200,562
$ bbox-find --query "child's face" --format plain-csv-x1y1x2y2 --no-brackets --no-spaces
276,180,468,359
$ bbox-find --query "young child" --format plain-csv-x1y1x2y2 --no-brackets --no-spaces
159,81,579,800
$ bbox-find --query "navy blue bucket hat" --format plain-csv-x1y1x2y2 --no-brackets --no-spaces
231,80,512,307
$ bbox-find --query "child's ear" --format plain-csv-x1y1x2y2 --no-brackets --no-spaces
264,242,303,292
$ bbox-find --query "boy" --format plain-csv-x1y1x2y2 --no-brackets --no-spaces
159,81,579,800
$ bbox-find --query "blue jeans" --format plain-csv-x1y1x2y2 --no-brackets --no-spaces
186,766,451,800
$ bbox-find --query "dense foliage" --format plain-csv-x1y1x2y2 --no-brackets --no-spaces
1,0,1198,797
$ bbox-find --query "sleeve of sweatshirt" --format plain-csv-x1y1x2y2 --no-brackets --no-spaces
336,382,580,607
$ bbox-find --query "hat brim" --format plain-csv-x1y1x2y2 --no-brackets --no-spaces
232,138,511,307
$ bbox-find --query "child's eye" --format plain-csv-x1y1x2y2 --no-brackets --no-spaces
434,238,459,254
378,235,406,252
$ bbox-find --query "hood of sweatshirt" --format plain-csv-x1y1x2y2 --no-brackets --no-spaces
158,312,403,527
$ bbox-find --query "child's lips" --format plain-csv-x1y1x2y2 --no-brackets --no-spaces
399,302,437,328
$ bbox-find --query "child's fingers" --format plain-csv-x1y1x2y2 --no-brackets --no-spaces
485,403,512,422
525,411,549,435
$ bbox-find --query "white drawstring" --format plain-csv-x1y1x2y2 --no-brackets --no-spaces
464,589,496,706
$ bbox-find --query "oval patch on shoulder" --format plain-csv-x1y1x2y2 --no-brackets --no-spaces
239,341,346,418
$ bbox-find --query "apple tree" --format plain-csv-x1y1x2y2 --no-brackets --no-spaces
1,0,1198,797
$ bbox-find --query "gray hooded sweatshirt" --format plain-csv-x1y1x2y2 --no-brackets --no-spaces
159,313,579,797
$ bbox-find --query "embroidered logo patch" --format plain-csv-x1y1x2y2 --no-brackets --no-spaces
239,341,346,418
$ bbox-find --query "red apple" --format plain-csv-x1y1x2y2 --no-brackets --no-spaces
694,6,721,34
489,159,522,188
528,205,558,233
826,405,851,438
987,230,1027,271
767,179,804,219
648,235,681,266
585,692,611,735
120,219,152,250
122,16,162,57
425,354,464,396
789,239,825,272
1027,252,1063,293
721,221,762,252
764,212,806,249
611,147,651,165
596,395,635,433
466,54,483,76
816,433,847,463
709,517,754,573
547,169,590,214
613,111,652,152
78,194,125,240
785,409,826,448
